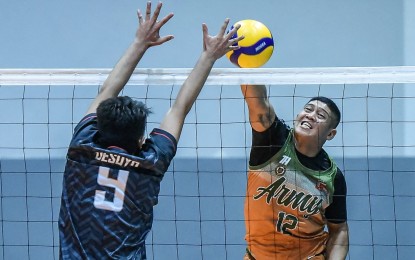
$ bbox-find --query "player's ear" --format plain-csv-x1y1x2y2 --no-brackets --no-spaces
326,128,337,141
138,136,145,149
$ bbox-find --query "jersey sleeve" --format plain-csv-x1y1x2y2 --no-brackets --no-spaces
140,128,177,174
70,113,98,147
325,168,348,223
250,116,290,166
149,128,177,156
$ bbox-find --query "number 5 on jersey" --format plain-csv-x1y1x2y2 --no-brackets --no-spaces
94,166,129,212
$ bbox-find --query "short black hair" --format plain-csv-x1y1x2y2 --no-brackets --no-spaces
308,96,341,128
96,96,151,152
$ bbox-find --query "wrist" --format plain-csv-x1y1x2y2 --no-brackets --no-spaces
132,39,149,52
200,51,217,66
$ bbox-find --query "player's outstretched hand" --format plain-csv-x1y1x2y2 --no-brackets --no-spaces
136,1,174,48
202,19,244,62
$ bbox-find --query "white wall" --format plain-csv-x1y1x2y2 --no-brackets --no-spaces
404,0,415,65
403,0,415,156
0,0,404,68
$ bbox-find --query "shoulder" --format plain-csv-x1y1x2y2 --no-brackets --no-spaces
253,116,290,135
333,168,347,195
76,113,97,128
127,128,177,174
142,128,177,160
252,117,290,144
325,167,348,223
149,128,177,147
148,128,177,150
70,113,98,146
250,117,290,166
74,113,97,134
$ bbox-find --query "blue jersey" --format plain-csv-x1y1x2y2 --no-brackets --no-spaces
59,114,177,259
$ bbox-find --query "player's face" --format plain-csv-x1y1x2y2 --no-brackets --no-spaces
294,100,337,143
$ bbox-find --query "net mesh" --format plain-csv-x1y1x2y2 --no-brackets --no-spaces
0,67,415,259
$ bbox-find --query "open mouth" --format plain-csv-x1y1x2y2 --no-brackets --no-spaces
301,121,312,129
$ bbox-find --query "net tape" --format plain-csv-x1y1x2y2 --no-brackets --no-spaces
1,66,415,85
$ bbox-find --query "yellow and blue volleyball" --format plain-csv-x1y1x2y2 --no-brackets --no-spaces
226,20,274,68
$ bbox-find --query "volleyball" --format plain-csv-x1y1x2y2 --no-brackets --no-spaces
226,19,274,68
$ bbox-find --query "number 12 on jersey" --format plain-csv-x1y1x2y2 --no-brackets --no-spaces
276,211,298,235
94,166,129,212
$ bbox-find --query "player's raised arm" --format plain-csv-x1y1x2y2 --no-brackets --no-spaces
159,19,244,142
86,2,174,115
240,84,276,132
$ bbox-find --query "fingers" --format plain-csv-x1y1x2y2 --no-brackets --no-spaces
156,12,174,29
230,34,245,45
145,1,152,21
218,18,230,37
201,19,244,59
139,2,173,29
202,23,209,37
225,22,243,51
228,44,241,51
138,2,153,23
145,1,163,23
137,9,144,24
153,35,175,46
201,23,208,50
226,23,241,40
151,2,163,23
136,1,175,48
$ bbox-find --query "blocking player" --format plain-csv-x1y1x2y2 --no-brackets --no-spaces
241,84,349,260
58,2,244,259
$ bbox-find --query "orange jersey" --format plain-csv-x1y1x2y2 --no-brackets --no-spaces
245,131,337,260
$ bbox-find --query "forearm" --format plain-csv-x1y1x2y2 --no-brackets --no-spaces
326,244,348,260
172,51,215,115
326,223,349,260
85,40,148,115
100,40,148,97
158,51,215,141
159,18,242,141
85,2,174,115
240,84,275,131
241,84,267,99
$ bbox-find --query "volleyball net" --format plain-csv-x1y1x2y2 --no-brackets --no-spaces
0,67,415,259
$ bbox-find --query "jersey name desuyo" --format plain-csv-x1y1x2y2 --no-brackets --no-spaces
95,151,140,168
